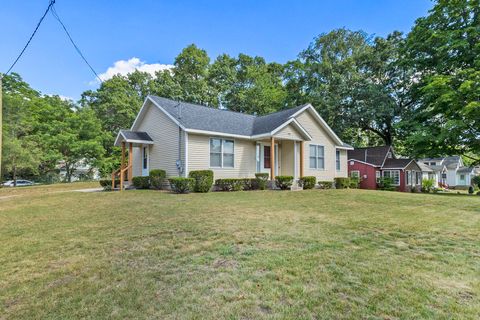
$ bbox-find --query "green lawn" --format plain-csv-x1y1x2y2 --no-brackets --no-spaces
1,186,479,319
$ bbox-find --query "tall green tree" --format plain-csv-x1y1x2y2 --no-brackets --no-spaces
1,73,42,183
402,0,480,162
209,54,287,114
173,44,217,106
38,98,104,182
286,29,414,147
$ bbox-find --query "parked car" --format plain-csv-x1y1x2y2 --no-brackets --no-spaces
2,180,35,187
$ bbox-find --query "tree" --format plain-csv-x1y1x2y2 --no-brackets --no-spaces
1,73,42,183
210,54,287,114
2,137,40,185
402,0,480,162
40,100,104,182
286,28,414,147
173,44,217,106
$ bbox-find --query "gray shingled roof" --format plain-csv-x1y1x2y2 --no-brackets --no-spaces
382,158,415,169
443,156,462,169
148,96,320,138
251,105,308,135
457,166,473,173
348,146,392,166
150,96,256,136
120,130,153,142
418,162,434,172
428,164,446,172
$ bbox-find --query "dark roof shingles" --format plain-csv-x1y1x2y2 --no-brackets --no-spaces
382,158,414,169
348,146,391,166
120,130,153,141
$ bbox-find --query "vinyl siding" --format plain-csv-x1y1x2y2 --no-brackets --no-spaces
188,134,256,179
295,110,343,181
335,149,348,178
274,124,303,141
132,147,142,177
133,101,183,177
280,140,295,176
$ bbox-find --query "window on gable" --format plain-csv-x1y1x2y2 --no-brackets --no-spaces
309,144,324,169
210,138,234,168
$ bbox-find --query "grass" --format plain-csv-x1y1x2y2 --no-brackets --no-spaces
0,186,479,319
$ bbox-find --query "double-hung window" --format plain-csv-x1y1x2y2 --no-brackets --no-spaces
210,138,234,168
406,171,411,185
415,171,422,185
336,150,341,171
309,145,325,169
383,170,400,186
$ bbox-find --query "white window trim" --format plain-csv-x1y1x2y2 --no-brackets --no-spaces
382,170,400,186
350,170,360,178
309,144,325,170
209,137,235,169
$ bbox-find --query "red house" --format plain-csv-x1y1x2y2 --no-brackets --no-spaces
347,146,423,192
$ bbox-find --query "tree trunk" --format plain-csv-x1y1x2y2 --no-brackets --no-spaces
13,164,17,187
64,163,71,183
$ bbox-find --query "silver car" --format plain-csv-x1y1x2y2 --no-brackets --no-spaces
2,180,35,187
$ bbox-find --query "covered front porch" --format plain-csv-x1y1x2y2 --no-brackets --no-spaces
113,130,154,190
254,137,305,181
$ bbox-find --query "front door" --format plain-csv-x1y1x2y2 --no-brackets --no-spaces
142,146,149,176
256,142,280,177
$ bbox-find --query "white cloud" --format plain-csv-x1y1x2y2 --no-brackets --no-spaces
94,57,173,83
45,94,75,102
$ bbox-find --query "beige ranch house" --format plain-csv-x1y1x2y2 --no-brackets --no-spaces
114,96,353,187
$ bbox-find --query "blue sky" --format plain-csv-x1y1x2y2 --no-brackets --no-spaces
1,0,433,100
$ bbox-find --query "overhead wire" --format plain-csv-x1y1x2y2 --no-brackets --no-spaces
4,0,56,75
50,4,103,83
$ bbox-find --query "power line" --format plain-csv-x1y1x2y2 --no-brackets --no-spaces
4,0,56,75
50,5,103,83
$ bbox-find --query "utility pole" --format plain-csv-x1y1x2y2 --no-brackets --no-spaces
0,75,3,182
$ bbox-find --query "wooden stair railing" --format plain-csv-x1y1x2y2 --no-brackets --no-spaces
111,168,121,189
111,164,131,191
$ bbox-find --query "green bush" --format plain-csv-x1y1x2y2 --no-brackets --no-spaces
215,178,244,191
132,176,150,189
242,178,258,191
334,177,351,189
318,181,333,189
169,177,194,194
468,186,474,194
255,173,269,190
275,176,294,190
421,178,434,193
299,176,316,189
188,170,214,193
377,177,396,191
349,177,360,189
149,169,166,190
99,179,119,189
472,175,480,189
